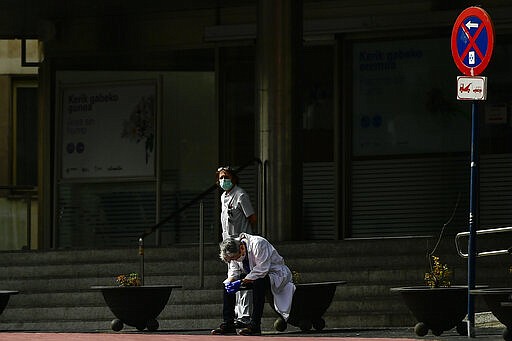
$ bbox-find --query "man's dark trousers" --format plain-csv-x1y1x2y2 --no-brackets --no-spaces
222,276,270,328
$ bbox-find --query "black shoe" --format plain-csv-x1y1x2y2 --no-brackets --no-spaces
211,322,236,335
234,320,250,328
237,325,262,336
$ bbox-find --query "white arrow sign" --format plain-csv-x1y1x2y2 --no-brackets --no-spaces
466,21,479,30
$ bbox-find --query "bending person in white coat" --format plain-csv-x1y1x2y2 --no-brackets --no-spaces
211,233,296,336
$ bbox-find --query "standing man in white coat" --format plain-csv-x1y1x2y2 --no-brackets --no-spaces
216,166,257,328
211,233,296,336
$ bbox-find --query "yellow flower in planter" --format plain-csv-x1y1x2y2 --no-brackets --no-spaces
116,272,141,287
424,256,451,288
292,271,301,284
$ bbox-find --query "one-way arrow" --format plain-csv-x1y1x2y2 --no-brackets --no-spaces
466,21,479,30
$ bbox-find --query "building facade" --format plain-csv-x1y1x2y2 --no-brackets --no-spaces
1,0,512,250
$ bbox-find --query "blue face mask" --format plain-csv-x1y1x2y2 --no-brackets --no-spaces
235,252,245,262
219,178,233,191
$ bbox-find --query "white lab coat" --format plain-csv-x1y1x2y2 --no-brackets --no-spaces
226,233,296,320
220,185,255,240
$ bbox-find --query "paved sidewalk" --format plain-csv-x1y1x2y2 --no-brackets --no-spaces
0,332,426,341
0,327,505,341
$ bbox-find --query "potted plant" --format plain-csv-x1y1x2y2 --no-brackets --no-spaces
470,266,512,341
91,272,181,332
269,270,347,333
0,290,18,316
391,255,469,337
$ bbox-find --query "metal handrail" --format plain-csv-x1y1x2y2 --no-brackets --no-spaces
262,160,269,238
199,200,204,288
139,157,262,240
455,226,512,258
0,185,36,191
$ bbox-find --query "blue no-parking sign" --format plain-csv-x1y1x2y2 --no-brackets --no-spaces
451,7,494,76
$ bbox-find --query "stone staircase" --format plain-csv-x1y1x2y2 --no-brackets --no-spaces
0,236,508,332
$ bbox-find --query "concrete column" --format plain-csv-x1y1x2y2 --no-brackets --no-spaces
256,0,303,241
0,76,10,185
38,56,53,249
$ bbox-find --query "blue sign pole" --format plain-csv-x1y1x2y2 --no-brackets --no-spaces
451,7,493,338
467,100,479,338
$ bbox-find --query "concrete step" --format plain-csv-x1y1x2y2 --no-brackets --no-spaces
2,284,411,311
2,289,226,308
0,236,508,332
0,260,227,279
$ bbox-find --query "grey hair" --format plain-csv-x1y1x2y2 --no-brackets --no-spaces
219,237,241,263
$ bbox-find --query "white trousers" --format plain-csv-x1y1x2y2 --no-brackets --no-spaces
235,289,252,321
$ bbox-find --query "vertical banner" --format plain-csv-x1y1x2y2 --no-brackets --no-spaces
59,80,157,179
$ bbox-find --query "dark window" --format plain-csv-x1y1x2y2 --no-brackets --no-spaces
14,85,38,186
351,37,467,157
302,45,334,162
219,46,255,165
480,36,512,155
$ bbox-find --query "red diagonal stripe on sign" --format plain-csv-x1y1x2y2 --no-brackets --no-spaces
460,22,485,61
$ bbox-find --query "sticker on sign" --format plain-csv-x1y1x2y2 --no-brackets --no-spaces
457,76,487,100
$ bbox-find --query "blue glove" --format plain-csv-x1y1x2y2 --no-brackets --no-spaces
225,280,242,294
